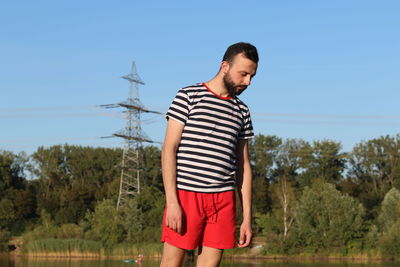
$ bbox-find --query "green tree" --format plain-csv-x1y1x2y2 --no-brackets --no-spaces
292,181,365,252
31,145,122,224
348,135,400,218
140,146,163,190
379,220,400,257
298,140,346,187
376,187,400,256
0,230,11,252
0,151,26,196
272,139,309,185
0,188,36,232
270,176,297,239
0,151,34,233
84,199,125,248
378,187,400,232
248,135,282,214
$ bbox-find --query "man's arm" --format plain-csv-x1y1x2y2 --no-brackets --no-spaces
162,119,185,234
236,139,253,247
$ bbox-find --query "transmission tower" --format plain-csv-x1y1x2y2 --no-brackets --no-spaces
103,61,161,209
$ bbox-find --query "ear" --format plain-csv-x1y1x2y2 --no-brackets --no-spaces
220,61,230,74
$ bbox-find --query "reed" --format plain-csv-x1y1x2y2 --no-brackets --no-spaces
23,239,164,258
24,239,102,257
111,242,163,258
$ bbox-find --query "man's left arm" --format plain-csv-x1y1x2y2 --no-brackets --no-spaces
236,139,252,248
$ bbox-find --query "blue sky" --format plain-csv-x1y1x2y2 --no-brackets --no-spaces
1,0,399,154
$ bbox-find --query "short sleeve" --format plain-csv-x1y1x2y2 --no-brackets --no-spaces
165,89,190,125
238,109,254,139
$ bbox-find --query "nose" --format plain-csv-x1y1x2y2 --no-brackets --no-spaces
243,75,251,86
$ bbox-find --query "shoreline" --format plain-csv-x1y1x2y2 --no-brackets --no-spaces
5,252,396,263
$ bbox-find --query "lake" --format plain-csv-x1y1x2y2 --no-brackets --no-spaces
1,255,399,267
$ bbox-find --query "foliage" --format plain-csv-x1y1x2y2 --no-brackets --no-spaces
378,220,400,257
348,135,400,219
2,134,400,257
0,151,26,195
269,177,297,239
254,212,287,254
0,151,33,234
23,210,60,242
0,188,36,233
378,187,400,233
31,145,122,224
291,181,366,252
120,186,164,243
0,230,11,252
249,135,281,213
297,140,346,187
84,199,125,248
376,187,400,256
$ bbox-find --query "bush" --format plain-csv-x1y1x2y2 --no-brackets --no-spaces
290,181,366,252
83,199,125,248
57,224,83,239
379,220,400,257
0,230,11,252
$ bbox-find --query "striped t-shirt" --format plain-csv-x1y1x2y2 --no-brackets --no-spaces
166,83,254,193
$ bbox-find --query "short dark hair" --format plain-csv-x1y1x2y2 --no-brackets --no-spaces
222,42,259,64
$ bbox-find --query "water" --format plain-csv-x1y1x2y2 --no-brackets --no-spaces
1,256,399,267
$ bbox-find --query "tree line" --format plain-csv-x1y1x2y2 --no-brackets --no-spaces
1,134,400,257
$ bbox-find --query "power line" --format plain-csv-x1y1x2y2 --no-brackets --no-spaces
254,112,400,120
3,106,400,119
254,118,400,127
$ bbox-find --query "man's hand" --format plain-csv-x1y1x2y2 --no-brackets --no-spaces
165,202,183,234
238,221,252,248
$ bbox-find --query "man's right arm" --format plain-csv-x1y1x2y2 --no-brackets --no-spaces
161,119,185,234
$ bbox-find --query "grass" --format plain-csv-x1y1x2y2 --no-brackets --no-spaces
22,239,163,258
24,239,102,258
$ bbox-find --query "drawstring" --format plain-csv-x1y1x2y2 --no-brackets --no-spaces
204,193,218,223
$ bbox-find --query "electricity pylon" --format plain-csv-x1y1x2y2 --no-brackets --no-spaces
102,61,161,209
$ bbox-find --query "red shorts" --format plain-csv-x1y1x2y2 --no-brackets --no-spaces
161,190,236,250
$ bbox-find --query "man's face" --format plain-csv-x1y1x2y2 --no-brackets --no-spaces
222,53,257,97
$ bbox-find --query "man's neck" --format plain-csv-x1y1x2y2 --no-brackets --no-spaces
204,76,230,98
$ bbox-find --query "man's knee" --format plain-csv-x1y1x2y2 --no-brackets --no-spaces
197,246,224,267
160,242,186,267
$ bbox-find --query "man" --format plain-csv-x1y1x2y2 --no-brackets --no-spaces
160,42,258,267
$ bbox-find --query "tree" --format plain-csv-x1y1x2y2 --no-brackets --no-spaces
348,135,400,218
298,140,346,187
378,187,400,233
84,200,125,248
270,177,296,239
377,187,400,256
0,188,36,232
292,181,365,251
0,151,34,233
140,146,163,190
31,145,122,224
0,151,26,197
272,138,309,185
267,138,308,237
248,135,281,214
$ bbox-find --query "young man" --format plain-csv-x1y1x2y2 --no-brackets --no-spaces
161,42,258,267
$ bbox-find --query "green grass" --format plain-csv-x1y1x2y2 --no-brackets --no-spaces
24,239,102,257
23,239,163,258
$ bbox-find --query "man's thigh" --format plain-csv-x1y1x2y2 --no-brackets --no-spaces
202,190,236,249
161,190,205,250
161,190,236,250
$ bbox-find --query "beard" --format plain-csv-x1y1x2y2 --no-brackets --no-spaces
223,72,247,97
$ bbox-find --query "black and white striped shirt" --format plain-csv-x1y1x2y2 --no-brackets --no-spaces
166,83,254,193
